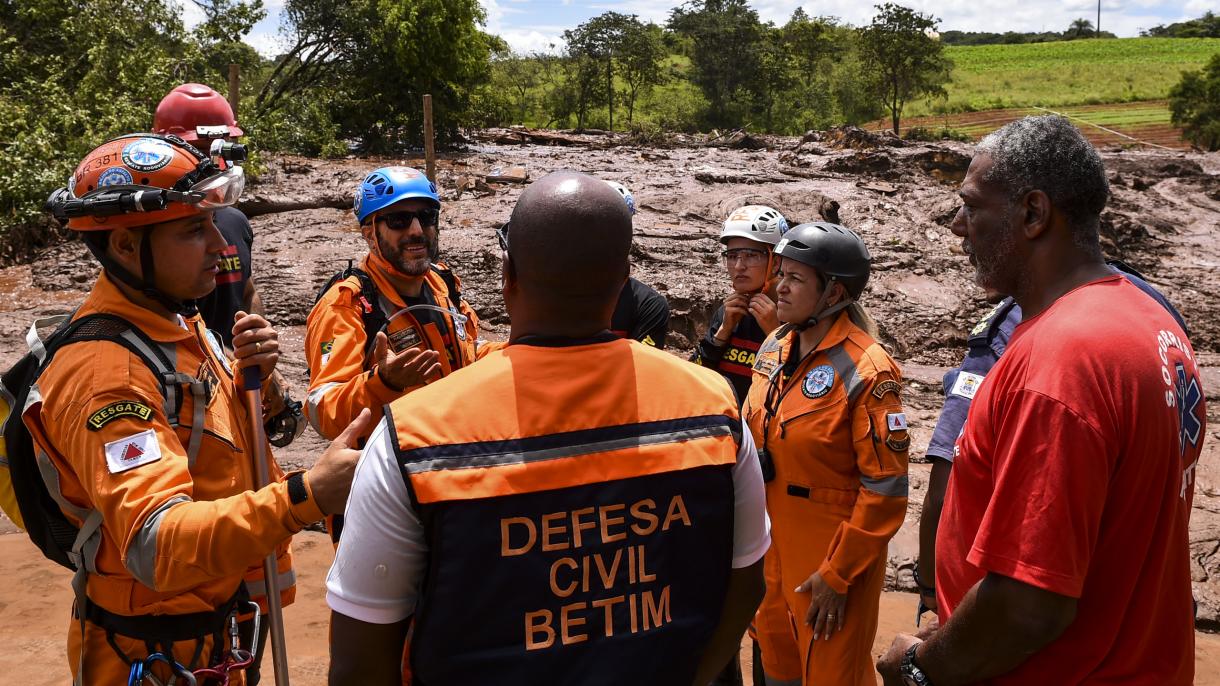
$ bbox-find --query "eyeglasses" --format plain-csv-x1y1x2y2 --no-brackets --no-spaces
722,248,768,266
379,208,439,230
497,221,510,254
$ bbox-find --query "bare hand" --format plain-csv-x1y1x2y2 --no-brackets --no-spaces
231,311,279,380
372,331,442,391
306,409,376,516
719,294,750,337
795,571,847,640
876,633,922,685
748,293,780,334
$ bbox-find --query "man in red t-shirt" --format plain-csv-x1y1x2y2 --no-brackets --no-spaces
877,116,1205,685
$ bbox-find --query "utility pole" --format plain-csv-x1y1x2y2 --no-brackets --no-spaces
1097,0,1101,36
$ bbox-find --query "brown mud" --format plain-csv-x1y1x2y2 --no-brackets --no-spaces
1,129,1218,678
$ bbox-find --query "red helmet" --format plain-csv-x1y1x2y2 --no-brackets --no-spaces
153,83,243,142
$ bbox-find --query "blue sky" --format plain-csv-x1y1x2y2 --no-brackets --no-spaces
178,1,1214,57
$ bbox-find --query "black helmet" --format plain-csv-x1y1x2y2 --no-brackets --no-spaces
773,222,871,299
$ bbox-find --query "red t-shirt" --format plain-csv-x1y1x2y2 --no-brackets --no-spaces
937,275,1204,684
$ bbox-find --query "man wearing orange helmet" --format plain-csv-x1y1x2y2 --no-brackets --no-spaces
32,133,370,685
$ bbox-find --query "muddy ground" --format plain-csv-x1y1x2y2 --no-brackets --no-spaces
1,125,1218,645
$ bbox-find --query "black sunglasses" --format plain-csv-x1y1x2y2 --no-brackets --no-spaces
497,221,510,253
379,208,439,230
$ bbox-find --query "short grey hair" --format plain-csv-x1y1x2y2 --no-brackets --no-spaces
977,116,1108,249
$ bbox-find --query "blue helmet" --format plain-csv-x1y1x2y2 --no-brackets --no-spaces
354,166,439,225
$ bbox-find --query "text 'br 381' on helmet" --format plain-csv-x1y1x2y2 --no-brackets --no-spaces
355,166,440,225
774,222,871,299
47,133,244,232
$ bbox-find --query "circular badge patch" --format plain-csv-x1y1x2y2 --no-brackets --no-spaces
121,138,174,173
97,167,134,187
802,364,836,399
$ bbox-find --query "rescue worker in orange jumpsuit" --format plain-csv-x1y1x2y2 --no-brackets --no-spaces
31,134,369,685
304,166,479,446
742,223,909,686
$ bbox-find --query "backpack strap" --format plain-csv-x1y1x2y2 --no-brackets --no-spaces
432,263,462,306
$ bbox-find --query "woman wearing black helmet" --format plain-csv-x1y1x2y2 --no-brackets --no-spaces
742,223,910,686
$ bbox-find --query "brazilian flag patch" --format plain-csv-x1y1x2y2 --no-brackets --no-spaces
87,401,153,431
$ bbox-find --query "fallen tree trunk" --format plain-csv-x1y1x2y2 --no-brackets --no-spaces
237,193,351,218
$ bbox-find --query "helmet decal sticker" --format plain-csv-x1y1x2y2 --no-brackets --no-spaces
121,138,175,173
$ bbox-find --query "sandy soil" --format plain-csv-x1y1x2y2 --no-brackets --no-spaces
0,127,1217,679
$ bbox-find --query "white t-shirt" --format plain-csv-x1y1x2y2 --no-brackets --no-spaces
326,416,771,625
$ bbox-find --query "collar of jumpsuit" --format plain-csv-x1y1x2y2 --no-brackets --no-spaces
781,308,854,372
87,271,199,343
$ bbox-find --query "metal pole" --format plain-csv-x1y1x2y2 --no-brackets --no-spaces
423,94,436,182
228,64,240,116
242,366,290,686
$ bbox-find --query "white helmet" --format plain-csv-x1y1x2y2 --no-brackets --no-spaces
720,205,789,246
604,180,636,216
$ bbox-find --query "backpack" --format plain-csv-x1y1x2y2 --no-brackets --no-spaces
0,312,206,571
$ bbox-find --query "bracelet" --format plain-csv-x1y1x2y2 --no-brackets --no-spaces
913,566,935,594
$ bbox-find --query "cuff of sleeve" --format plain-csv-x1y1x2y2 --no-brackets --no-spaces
365,368,404,405
286,470,325,529
817,560,850,594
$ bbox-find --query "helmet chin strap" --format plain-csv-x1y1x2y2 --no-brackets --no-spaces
776,275,852,338
86,230,199,316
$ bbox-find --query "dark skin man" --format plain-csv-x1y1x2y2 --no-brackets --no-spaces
876,151,1110,684
327,172,765,686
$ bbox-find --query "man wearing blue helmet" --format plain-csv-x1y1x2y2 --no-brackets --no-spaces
305,167,480,533
604,180,671,347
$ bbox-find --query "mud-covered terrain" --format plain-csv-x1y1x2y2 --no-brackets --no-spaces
2,127,1218,630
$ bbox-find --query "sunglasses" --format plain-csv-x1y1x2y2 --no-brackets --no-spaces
497,221,511,253
722,248,768,266
379,208,439,230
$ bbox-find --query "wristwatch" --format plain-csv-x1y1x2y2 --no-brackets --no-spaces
900,642,932,686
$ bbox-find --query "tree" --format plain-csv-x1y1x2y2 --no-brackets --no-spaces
860,3,951,135
751,24,796,131
1169,53,1220,151
668,0,763,129
617,21,666,126
496,52,544,125
1067,18,1095,39
564,12,637,131
1143,11,1220,38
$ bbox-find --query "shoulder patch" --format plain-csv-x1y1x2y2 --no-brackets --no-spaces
104,429,162,473
320,339,334,366
88,401,153,431
872,379,901,401
950,371,984,399
886,434,911,452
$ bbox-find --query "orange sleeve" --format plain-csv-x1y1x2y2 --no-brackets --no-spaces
816,368,910,593
43,352,323,595
304,284,409,439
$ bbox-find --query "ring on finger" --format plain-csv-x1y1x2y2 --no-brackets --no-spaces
255,341,262,354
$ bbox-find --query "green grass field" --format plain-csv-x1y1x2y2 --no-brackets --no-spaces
905,37,1220,117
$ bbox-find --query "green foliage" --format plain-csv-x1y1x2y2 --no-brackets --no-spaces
1143,12,1220,39
668,0,763,128
1169,53,1220,151
0,0,212,258
939,29,1116,45
860,3,952,135
903,126,971,142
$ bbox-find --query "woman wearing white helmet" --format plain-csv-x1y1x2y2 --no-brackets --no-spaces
693,205,789,404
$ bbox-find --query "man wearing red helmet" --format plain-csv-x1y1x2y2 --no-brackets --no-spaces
32,133,370,686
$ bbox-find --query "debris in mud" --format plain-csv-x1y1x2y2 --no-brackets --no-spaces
818,125,905,150
485,166,530,184
910,149,972,184
237,193,351,218
856,180,899,195
693,169,797,184
452,175,494,199
723,130,767,150
824,151,897,178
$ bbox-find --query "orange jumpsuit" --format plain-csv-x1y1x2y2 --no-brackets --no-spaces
304,257,479,441
23,273,324,686
742,311,909,686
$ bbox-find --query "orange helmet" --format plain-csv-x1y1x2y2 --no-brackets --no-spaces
153,83,243,142
49,133,245,231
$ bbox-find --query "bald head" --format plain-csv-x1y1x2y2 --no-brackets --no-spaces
508,171,632,299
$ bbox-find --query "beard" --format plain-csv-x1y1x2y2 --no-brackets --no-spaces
968,214,1018,293
378,228,439,277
